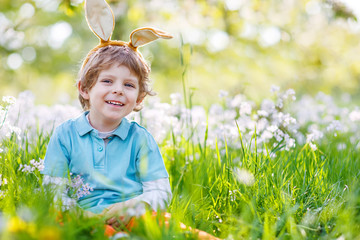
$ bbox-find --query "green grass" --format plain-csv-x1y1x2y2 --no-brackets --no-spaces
0,122,359,239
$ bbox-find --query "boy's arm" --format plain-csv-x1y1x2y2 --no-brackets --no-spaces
136,130,170,208
102,177,171,220
42,125,70,177
42,126,75,209
134,177,172,210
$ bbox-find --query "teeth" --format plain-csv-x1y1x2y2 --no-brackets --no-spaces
107,101,124,106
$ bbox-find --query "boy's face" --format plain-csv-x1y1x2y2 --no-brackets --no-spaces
79,64,141,131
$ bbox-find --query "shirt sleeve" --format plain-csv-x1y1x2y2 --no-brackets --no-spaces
132,178,172,211
42,126,70,177
136,130,169,182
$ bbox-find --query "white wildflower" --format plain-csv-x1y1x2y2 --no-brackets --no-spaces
349,110,360,122
286,138,296,149
240,102,252,115
229,94,245,108
315,92,333,103
309,142,317,151
326,120,343,132
283,89,296,101
274,129,285,142
257,110,269,117
19,158,44,173
170,93,182,105
0,174,5,186
337,235,345,240
276,99,283,108
31,158,44,171
19,164,33,173
218,90,228,98
43,175,67,185
256,118,268,132
267,125,278,133
337,143,346,150
306,129,323,143
261,130,273,140
229,190,236,201
282,113,296,127
261,99,275,113
2,96,16,105
68,174,94,200
270,85,280,93
234,168,255,186
9,126,21,137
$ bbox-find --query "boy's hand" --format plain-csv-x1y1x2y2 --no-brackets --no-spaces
106,215,130,229
101,199,146,225
83,210,98,218
102,199,144,216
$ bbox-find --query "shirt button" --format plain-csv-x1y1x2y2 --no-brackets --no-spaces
97,146,103,152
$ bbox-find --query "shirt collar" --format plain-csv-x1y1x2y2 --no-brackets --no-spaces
75,112,131,140
113,117,131,140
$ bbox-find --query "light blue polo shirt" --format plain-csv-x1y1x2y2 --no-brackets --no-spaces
42,112,169,214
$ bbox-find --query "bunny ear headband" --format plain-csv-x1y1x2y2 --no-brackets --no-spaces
83,0,172,67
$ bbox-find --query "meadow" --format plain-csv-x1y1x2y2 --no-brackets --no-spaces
0,86,359,240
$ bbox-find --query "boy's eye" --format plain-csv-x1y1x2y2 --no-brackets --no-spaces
125,83,135,88
101,79,112,83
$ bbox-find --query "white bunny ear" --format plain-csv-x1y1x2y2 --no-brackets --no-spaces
85,0,115,42
129,27,173,48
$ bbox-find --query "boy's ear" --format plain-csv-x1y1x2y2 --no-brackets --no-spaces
136,92,146,105
78,82,90,100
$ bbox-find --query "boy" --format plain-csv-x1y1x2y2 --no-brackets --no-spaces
42,44,171,223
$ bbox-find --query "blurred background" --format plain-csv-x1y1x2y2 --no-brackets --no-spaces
1,0,360,108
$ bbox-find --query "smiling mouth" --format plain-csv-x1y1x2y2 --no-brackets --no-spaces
106,101,124,106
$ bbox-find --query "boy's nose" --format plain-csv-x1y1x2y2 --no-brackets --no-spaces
112,85,124,95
